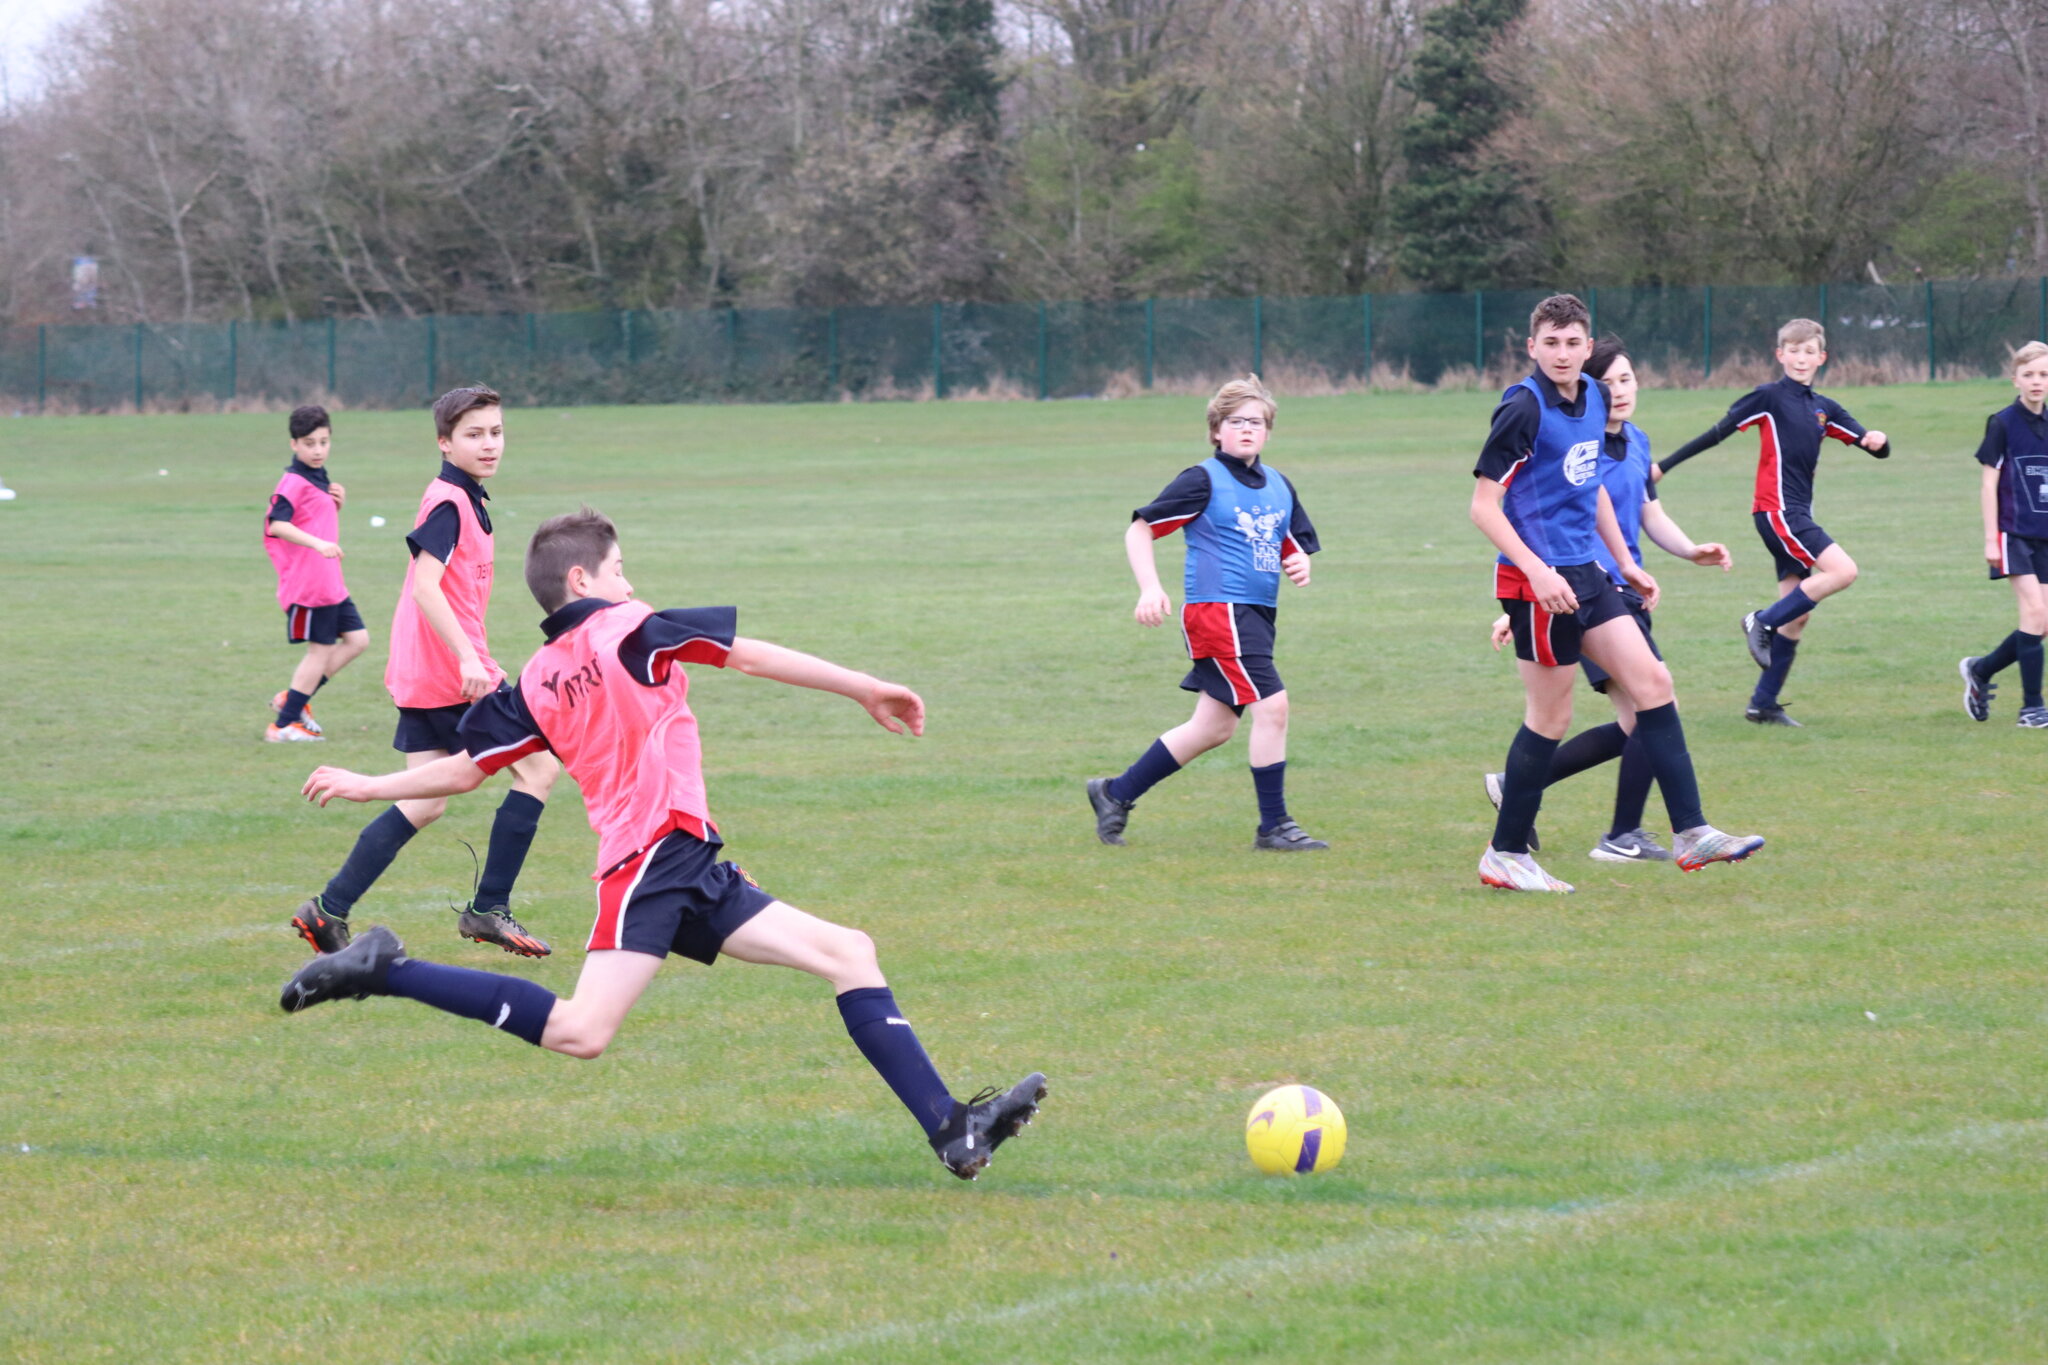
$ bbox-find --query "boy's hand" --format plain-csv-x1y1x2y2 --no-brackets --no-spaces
1281,551,1311,586
861,681,925,737
1689,541,1732,570
1490,613,1512,651
1622,562,1661,611
303,766,374,806
1861,430,1887,451
1528,565,1578,614
328,482,347,507
314,538,343,560
458,657,493,700
1134,588,1172,627
1988,536,2005,569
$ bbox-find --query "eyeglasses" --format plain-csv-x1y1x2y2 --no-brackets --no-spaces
1222,416,1267,429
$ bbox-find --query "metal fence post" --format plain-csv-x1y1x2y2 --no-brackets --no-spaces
1818,281,1828,327
931,302,944,399
826,308,839,394
228,319,238,402
1926,279,1936,381
1038,301,1049,400
133,323,144,411
1144,298,1155,390
36,324,46,412
1473,292,1484,373
623,308,636,366
1362,293,1373,379
726,308,739,394
2039,277,2045,344
1702,285,1714,380
1252,295,1263,375
326,316,336,395
1588,287,1597,337
526,311,537,363
425,313,438,401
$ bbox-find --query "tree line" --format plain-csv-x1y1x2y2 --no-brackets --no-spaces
0,0,2041,326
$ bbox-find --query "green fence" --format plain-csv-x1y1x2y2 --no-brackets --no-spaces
6,278,2047,413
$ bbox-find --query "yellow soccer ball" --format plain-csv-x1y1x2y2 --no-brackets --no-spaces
1245,1084,1346,1175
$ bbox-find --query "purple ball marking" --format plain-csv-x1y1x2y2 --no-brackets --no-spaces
1300,1086,1322,1117
1294,1127,1323,1172
1249,1109,1277,1131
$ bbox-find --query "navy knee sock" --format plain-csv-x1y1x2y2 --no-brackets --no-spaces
1756,587,1816,630
1491,725,1558,855
277,688,313,726
837,987,954,1137
1544,721,1627,787
322,806,419,917
2019,632,2045,708
1632,702,1705,833
1608,729,1655,838
1250,761,1289,832
477,791,545,908
384,957,555,1045
312,674,331,696
1751,635,1799,708
1106,739,1182,806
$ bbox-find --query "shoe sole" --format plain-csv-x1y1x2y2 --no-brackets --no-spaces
290,909,348,955
1961,657,1989,721
458,923,551,957
1086,779,1128,846
1253,840,1330,852
948,1077,1048,1181
1676,837,1766,872
1479,861,1572,892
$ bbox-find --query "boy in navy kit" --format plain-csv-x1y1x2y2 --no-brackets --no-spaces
1086,375,1327,851
1653,318,1891,726
282,508,1047,1182
288,386,560,960
1486,336,1733,863
263,406,368,741
1960,341,2048,726
1473,294,1763,892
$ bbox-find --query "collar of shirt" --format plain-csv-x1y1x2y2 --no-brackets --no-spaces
287,458,330,489
437,459,490,501
1774,375,1815,402
540,596,615,643
1527,368,1592,418
2015,401,2048,434
1210,448,1268,489
1603,429,1631,462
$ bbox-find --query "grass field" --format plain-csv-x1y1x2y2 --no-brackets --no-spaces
3,382,2046,1362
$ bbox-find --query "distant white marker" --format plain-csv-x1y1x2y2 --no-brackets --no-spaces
369,515,386,527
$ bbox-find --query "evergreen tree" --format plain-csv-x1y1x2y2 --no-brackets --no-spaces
887,0,1004,137
1391,0,1531,291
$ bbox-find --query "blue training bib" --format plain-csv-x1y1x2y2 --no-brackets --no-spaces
1497,375,1609,568
1593,422,1653,585
1183,455,1294,607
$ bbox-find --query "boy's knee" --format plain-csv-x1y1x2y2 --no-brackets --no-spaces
1252,694,1289,728
402,797,447,826
831,925,879,975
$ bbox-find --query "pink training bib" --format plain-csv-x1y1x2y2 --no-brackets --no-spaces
263,471,347,609
385,478,502,708
519,599,719,877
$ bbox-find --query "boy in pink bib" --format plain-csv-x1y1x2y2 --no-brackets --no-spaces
263,406,368,741
288,386,560,962
285,508,1047,1182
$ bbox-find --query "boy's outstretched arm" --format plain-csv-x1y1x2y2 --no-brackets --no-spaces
303,753,486,806
1656,391,1764,482
1640,498,1731,569
266,518,342,558
725,638,925,736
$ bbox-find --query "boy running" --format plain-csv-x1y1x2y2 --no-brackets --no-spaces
284,508,1047,1181
1960,341,2048,726
1653,318,1890,726
1473,294,1763,892
288,386,559,959
1486,336,1733,863
263,406,367,741
1086,375,1327,851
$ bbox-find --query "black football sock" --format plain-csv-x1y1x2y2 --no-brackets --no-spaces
1633,702,1706,833
1490,725,1558,855
477,790,545,908
837,986,954,1137
1977,631,2023,678
1608,729,1655,839
1250,761,1289,833
1756,587,1816,630
2018,632,2045,707
311,674,332,696
1750,636,1799,709
276,688,312,726
1544,722,1627,788
1106,739,1182,805
322,806,420,918
384,958,556,1045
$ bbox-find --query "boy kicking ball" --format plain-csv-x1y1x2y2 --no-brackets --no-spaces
284,508,1046,1181
1961,342,2048,727
263,406,368,741
1086,375,1327,851
1472,294,1764,892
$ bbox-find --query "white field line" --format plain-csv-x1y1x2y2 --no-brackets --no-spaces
743,1118,2045,1364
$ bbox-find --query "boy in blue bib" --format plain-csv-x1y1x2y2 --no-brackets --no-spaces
1087,376,1326,851
1960,340,2048,726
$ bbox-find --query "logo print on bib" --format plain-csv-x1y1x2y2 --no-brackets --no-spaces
1562,440,1601,487
2022,459,2048,516
1234,504,1286,573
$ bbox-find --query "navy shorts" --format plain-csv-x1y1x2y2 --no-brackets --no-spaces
1991,532,2048,581
1496,561,1633,667
1179,601,1284,712
1754,509,1834,581
285,597,364,646
1580,588,1660,693
589,831,776,964
393,702,470,754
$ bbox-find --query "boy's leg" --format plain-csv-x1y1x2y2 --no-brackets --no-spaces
1243,690,1326,850
275,641,334,730
292,749,451,952
459,750,559,957
1746,570,1823,719
1089,692,1239,844
1591,689,1665,860
2015,577,2048,717
1491,660,1575,854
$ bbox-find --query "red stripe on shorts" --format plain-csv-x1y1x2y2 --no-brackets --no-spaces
1766,510,1817,567
1531,602,1558,667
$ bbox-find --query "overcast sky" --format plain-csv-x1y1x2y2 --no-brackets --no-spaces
1,0,91,103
